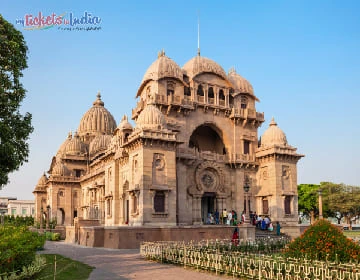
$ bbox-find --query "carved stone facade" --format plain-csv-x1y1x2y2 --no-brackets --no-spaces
33,51,304,230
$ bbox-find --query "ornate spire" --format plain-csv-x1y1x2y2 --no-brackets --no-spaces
93,91,104,106
157,49,165,58
228,67,236,75
121,115,128,122
270,117,277,126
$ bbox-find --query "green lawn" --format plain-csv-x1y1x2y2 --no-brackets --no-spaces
343,230,360,238
35,254,93,280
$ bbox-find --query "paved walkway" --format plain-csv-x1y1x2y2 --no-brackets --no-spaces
39,241,225,280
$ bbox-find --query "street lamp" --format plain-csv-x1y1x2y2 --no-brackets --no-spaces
243,176,250,223
318,189,323,219
40,206,44,232
46,205,50,230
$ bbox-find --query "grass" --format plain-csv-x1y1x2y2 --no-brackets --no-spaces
34,254,94,280
343,230,360,238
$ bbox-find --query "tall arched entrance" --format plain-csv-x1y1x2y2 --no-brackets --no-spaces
189,124,226,154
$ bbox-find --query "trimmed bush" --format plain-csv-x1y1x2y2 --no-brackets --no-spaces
0,225,45,274
44,232,60,241
283,219,360,262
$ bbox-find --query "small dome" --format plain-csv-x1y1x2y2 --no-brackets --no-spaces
56,132,72,158
136,50,183,97
261,118,288,147
78,92,117,137
51,161,71,176
37,173,48,186
228,68,254,95
89,134,112,155
64,132,87,156
116,115,133,132
136,104,166,130
182,56,228,80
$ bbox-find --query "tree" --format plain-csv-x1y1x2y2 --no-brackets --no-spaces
322,182,360,228
298,184,321,224
0,14,33,188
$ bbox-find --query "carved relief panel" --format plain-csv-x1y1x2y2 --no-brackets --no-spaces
281,165,291,190
152,153,166,186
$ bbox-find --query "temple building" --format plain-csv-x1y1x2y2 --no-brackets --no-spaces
33,50,304,231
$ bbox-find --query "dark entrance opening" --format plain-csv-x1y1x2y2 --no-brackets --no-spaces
126,199,129,224
201,192,216,224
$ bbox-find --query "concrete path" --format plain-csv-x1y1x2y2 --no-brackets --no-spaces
39,241,226,280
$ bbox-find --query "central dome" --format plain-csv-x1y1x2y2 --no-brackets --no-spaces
78,93,117,138
261,118,288,147
182,56,227,80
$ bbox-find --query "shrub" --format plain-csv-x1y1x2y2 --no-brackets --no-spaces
283,219,360,262
44,232,60,241
0,225,46,274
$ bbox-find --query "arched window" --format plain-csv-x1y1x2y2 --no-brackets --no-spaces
167,82,175,96
184,87,191,97
262,199,269,215
219,90,225,100
197,85,204,96
219,89,225,106
284,196,291,214
208,87,214,104
241,96,248,109
229,94,234,108
154,191,165,212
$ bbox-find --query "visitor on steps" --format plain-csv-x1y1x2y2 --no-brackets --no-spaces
276,221,281,235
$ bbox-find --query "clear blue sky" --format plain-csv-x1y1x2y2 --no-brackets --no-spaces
1,0,359,200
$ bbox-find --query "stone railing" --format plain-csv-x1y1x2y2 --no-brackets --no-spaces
177,148,255,163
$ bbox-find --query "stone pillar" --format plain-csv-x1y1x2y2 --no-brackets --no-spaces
318,190,323,219
192,195,202,225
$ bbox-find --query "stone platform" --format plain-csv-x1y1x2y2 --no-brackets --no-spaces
65,223,256,249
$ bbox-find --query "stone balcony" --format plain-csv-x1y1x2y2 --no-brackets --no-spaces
176,148,256,164
229,108,264,122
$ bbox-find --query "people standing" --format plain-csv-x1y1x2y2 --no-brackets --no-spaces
214,209,219,225
276,221,281,235
227,210,232,225
222,209,227,224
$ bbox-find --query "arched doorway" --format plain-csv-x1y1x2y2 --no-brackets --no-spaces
58,208,65,225
201,192,216,223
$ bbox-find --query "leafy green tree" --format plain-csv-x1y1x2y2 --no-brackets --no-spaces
298,184,321,224
0,14,33,188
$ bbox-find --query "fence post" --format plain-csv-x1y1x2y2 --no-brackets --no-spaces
54,255,57,280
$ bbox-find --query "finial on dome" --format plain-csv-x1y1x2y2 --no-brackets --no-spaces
67,131,72,139
228,67,236,74
93,91,104,106
74,131,79,137
121,115,128,122
270,117,277,126
157,49,166,58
